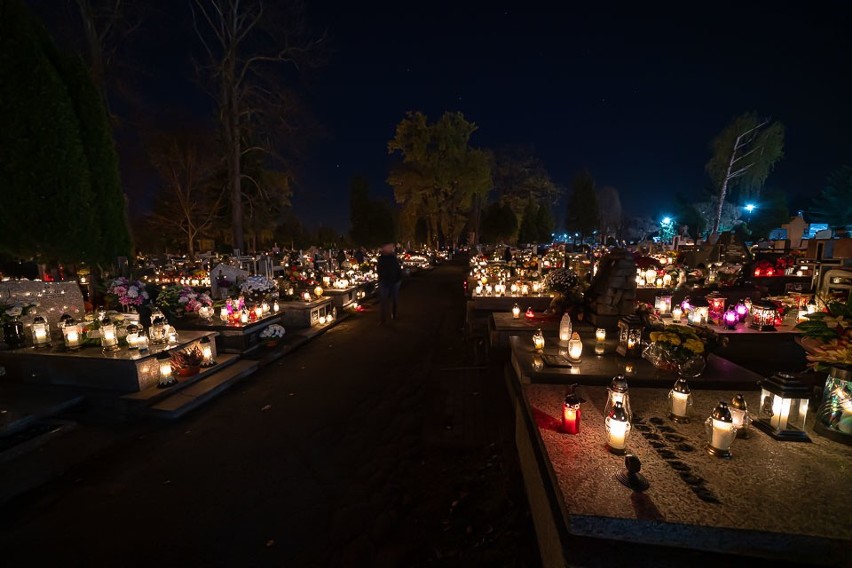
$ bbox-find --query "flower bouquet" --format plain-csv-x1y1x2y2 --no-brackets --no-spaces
260,323,286,347
156,285,213,320
239,275,277,303
543,268,586,315
645,324,727,377
1,300,37,324
796,296,852,441
106,277,150,309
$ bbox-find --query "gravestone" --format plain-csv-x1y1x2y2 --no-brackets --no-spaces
584,248,637,328
210,264,248,300
0,281,85,328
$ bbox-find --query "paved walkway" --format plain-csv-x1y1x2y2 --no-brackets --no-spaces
0,260,538,567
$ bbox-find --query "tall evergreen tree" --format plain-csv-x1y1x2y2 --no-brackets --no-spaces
565,170,599,241
809,166,852,230
517,198,539,245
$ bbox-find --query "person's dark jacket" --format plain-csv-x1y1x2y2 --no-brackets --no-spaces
377,253,402,285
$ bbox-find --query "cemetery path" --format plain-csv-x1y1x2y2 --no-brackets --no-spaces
0,259,538,567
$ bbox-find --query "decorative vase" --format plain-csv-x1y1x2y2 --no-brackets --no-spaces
813,366,852,445
3,319,25,349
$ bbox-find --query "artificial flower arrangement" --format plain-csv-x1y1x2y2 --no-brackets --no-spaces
260,324,286,340
1,300,37,323
239,275,277,302
170,345,204,375
645,323,728,376
106,277,150,308
796,296,852,371
543,268,587,314
156,285,213,319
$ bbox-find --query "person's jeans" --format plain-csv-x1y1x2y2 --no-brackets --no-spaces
379,282,400,322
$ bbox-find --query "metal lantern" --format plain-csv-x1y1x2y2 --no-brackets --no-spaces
200,336,216,366
567,332,583,362
705,291,726,324
730,394,751,438
532,329,545,352
654,293,672,315
61,317,83,350
671,305,683,323
668,377,692,423
31,315,51,348
750,300,778,331
558,313,572,344
606,401,631,455
562,387,583,435
157,352,177,388
813,366,852,445
616,315,642,357
149,308,169,345
705,401,736,458
723,308,738,330
644,268,657,285
100,316,120,352
512,303,521,319
754,372,811,441
125,323,141,350
240,309,249,324
604,375,632,422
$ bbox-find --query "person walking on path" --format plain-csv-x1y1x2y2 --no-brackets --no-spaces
377,243,402,325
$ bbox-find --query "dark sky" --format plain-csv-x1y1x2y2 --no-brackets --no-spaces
33,0,852,233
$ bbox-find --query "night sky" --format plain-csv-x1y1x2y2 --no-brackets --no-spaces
34,1,852,233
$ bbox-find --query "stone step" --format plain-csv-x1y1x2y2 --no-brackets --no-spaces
147,359,258,420
120,354,239,408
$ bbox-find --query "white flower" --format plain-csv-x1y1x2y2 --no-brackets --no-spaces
5,307,22,317
178,296,189,304
126,287,139,298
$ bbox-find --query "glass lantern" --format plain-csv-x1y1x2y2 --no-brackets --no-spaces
532,329,545,352
100,316,120,352
671,305,683,323
148,308,169,345
31,315,51,348
644,268,657,285
606,401,631,455
200,336,216,366
735,299,749,322
668,377,692,423
125,323,141,350
705,291,726,324
157,352,177,388
558,313,572,344
512,303,521,319
254,305,264,320
521,283,530,296
654,293,672,315
219,306,230,322
723,308,738,330
730,393,751,438
616,315,642,357
689,297,710,325
525,307,535,319
813,366,852,445
273,300,280,313
567,332,583,362
595,328,606,342
61,317,83,350
750,300,778,331
314,286,324,297
604,375,632,422
562,387,583,435
754,372,811,441
705,401,736,458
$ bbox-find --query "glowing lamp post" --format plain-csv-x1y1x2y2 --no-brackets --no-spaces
606,401,631,455
705,401,736,458
668,377,692,423
753,372,811,441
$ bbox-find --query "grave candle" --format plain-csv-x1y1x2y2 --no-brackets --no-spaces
562,390,582,435
606,401,631,454
706,401,736,457
595,328,606,342
512,303,520,319
669,377,691,422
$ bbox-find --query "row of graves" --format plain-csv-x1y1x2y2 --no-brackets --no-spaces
0,251,380,430
466,244,851,567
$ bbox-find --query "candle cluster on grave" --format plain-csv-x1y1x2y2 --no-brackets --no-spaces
551,372,773,459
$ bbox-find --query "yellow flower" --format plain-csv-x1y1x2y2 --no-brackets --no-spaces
665,334,681,346
650,331,662,342
684,339,705,354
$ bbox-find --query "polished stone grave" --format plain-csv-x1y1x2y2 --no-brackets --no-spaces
489,312,561,349
514,383,852,565
323,286,357,310
174,314,282,354
277,298,333,329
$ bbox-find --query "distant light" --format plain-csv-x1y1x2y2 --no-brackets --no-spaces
662,217,672,225
745,203,756,212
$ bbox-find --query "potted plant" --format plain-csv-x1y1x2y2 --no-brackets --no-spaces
169,345,204,377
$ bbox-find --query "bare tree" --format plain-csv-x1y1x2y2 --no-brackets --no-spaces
190,0,324,253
